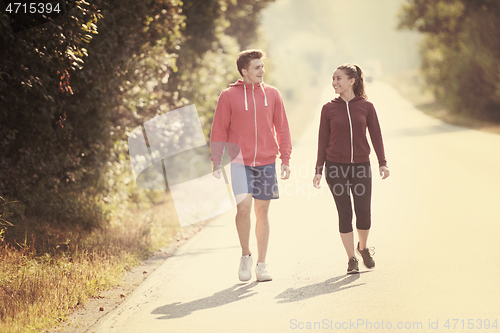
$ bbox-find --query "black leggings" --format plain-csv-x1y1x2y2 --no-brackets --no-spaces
324,161,372,233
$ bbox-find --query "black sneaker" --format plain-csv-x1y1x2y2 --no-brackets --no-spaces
347,257,359,274
357,242,375,269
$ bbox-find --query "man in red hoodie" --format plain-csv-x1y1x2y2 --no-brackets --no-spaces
210,49,292,282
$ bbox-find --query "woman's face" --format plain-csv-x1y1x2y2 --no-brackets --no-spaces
332,69,354,95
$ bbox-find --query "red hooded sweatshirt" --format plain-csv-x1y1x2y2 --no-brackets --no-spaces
210,80,292,168
315,96,387,174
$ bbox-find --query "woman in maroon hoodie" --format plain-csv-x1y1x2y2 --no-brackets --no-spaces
313,64,390,274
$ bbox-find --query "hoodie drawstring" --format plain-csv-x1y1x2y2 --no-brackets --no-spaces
243,83,267,111
244,85,248,111
259,83,268,107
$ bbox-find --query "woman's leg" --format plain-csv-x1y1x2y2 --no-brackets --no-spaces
357,229,369,250
351,163,375,268
352,162,372,249
325,161,355,259
340,231,356,259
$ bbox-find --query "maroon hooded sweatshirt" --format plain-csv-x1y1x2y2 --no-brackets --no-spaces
315,96,387,175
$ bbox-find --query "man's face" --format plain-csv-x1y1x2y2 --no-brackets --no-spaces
242,58,265,84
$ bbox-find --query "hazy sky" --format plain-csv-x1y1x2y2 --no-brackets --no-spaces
261,0,422,81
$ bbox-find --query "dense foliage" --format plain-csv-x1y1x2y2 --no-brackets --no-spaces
398,0,500,121
0,0,273,240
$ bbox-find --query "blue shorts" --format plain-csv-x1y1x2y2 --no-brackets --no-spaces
230,163,279,200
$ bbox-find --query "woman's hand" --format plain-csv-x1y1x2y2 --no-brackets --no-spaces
379,166,390,180
313,174,322,189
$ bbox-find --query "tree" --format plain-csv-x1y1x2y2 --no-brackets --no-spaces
398,0,500,121
0,0,104,229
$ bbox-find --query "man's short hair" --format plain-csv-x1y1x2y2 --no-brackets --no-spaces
236,49,266,76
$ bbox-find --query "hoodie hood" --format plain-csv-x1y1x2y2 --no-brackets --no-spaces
230,79,268,111
332,96,364,104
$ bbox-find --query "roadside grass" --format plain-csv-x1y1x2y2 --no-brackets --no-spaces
383,69,500,135
0,190,182,333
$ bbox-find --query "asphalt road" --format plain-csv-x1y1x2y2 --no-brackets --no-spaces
89,81,500,333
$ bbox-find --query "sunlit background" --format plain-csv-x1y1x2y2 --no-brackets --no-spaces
1,0,500,331
263,0,421,85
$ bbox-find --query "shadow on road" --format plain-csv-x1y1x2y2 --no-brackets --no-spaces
151,282,258,319
275,274,366,303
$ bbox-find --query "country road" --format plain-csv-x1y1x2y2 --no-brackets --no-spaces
88,81,500,333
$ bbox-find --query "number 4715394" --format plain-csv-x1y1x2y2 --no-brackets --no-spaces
444,319,498,330
5,2,61,14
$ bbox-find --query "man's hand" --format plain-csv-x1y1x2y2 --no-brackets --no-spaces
212,166,222,179
379,166,390,180
281,164,291,180
312,174,322,189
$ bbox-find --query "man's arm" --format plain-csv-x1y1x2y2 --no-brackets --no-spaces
210,92,230,172
273,90,292,170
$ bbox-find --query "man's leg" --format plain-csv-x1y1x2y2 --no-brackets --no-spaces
235,193,253,256
254,199,271,263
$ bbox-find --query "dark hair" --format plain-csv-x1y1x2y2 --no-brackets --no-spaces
236,49,265,76
336,63,367,98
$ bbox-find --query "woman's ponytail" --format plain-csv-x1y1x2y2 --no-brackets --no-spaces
353,65,367,99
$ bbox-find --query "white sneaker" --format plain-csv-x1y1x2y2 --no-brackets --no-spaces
255,262,272,282
238,255,253,281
